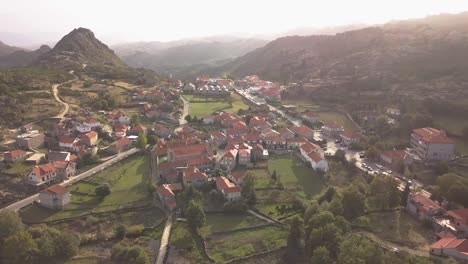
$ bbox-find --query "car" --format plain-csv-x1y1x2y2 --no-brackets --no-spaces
387,170,393,174
335,139,340,143
368,167,373,172
362,162,368,167
376,164,383,169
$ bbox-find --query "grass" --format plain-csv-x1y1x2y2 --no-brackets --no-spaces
206,225,287,263
3,162,33,176
199,213,266,236
20,155,152,222
65,257,106,264
318,111,358,131
247,169,277,189
187,93,250,118
225,93,250,114
170,222,210,263
267,155,326,196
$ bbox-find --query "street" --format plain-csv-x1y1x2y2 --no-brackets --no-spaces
0,148,139,213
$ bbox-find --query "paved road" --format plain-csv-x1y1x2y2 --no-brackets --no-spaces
156,212,174,264
179,96,189,126
0,148,139,213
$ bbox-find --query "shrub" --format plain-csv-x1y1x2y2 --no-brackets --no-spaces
126,225,144,238
114,224,127,240
95,183,111,197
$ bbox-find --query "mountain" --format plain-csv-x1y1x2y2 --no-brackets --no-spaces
0,41,25,57
35,27,128,71
0,45,51,68
117,38,268,78
221,12,468,90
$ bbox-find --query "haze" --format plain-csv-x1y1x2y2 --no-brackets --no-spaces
2,0,468,46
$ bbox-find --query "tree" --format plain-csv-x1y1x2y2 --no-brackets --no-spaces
434,161,449,175
369,176,400,210
81,153,99,166
0,211,24,241
334,149,347,163
56,232,80,259
285,216,303,262
186,200,206,229
147,135,159,146
95,183,111,197
136,133,147,149
131,114,140,126
365,146,380,161
271,170,277,181
338,234,383,264
114,224,127,240
342,185,366,220
311,246,331,264
184,115,192,123
2,231,37,264
241,175,257,206
112,243,149,264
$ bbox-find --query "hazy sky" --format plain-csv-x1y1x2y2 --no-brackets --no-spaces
2,0,468,44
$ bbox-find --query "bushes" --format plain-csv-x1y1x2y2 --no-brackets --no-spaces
111,242,149,264
126,225,144,238
95,183,111,197
114,224,127,240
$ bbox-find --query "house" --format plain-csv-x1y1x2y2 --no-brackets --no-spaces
252,144,268,161
306,152,329,172
187,156,215,171
53,161,76,179
219,149,238,171
75,123,91,133
339,131,360,146
39,184,71,210
28,163,57,185
322,122,344,138
301,111,320,124
47,151,71,163
157,184,183,211
406,193,443,221
291,125,315,140
260,128,280,139
249,117,272,130
79,131,98,147
183,167,209,188
209,131,227,147
265,136,287,150
430,238,468,261
226,128,248,138
129,124,148,136
83,118,101,129
48,123,70,137
278,127,295,139
167,144,210,162
238,149,251,166
410,128,455,161
154,125,170,138
216,176,242,201
447,209,468,235
113,125,129,139
4,150,29,163
299,142,323,158
380,150,413,169
108,137,133,154
286,137,308,149
227,171,246,186
183,83,196,93
25,153,46,165
58,136,80,152
16,132,45,150
106,112,131,125
243,133,262,145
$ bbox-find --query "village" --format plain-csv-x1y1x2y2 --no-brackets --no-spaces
0,73,467,263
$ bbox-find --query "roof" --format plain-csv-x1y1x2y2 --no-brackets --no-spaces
340,131,359,139
188,156,213,166
47,151,70,162
52,160,71,169
169,144,208,158
287,137,308,143
183,167,208,181
80,131,98,140
157,184,175,197
216,176,242,193
243,133,261,142
223,149,238,158
381,150,410,160
266,136,286,142
229,171,246,181
158,160,187,172
59,135,78,144
308,152,325,162
84,118,99,124
410,193,442,214
430,238,468,253
300,142,322,154
111,137,132,148
5,149,27,159
413,127,455,144
448,208,468,226
131,124,147,132
238,149,250,156
30,163,57,178
41,184,69,195
291,125,315,135
278,127,294,135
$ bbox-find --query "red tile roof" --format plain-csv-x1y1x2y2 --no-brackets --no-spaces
170,144,208,158
80,131,98,140
448,208,468,226
111,137,132,148
266,136,286,142
308,152,324,162
229,171,246,181
157,184,175,197
41,184,69,195
287,137,308,143
410,193,442,214
413,127,455,144
59,135,78,144
300,142,322,154
323,122,343,130
52,160,71,169
216,176,242,193
131,124,147,132
430,238,468,253
183,167,208,181
291,125,315,135
31,163,57,178
223,149,238,158
5,149,27,159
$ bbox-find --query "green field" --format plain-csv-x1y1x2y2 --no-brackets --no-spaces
206,225,287,263
318,111,358,131
3,162,33,176
187,93,249,118
170,222,211,263
200,213,266,236
433,114,468,155
267,155,326,197
225,93,250,114
20,155,153,222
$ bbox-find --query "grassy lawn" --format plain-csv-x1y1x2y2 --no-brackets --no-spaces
225,93,250,114
200,213,266,236
3,162,33,176
190,101,230,118
20,155,152,222
206,225,287,263
244,169,277,189
267,155,325,197
318,111,358,131
170,222,211,263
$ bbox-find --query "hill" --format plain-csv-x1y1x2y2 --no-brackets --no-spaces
0,41,25,57
0,45,51,68
220,12,468,101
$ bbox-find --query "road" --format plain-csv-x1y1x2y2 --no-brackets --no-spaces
179,96,189,126
0,148,139,213
52,83,70,119
247,209,277,224
156,212,174,264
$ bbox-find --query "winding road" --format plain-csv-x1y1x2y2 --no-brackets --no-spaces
179,96,190,126
52,83,70,119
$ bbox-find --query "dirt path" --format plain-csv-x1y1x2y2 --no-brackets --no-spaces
52,83,70,119
354,231,429,257
156,212,174,264
179,96,189,126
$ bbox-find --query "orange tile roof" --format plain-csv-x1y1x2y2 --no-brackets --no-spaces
300,142,322,154
41,184,69,195
216,176,242,193
5,149,27,159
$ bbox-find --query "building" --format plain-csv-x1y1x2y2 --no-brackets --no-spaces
265,136,287,150
339,131,360,146
28,163,57,186
430,238,468,261
157,184,182,211
406,193,443,221
447,209,468,235
260,128,280,139
216,176,242,201
291,125,315,140
227,171,246,186
108,137,133,154
154,125,171,138
286,137,308,150
83,118,101,129
47,151,71,163
299,142,323,159
410,128,455,161
129,124,148,136
39,184,71,210
306,152,329,172
252,144,268,161
58,136,80,152
16,132,45,150
219,149,238,171
182,167,209,188
322,122,344,138
278,127,295,139
380,150,413,168
25,153,46,165
238,149,251,166
113,125,129,138
167,144,210,162
79,131,98,147
301,111,320,123
53,161,76,179
4,150,29,163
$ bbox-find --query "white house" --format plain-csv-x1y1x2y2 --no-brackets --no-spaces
39,184,71,210
307,152,329,172
216,176,242,201
219,149,238,171
28,163,57,186
238,149,251,166
410,128,455,161
83,118,101,129
430,238,468,261
75,123,92,133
